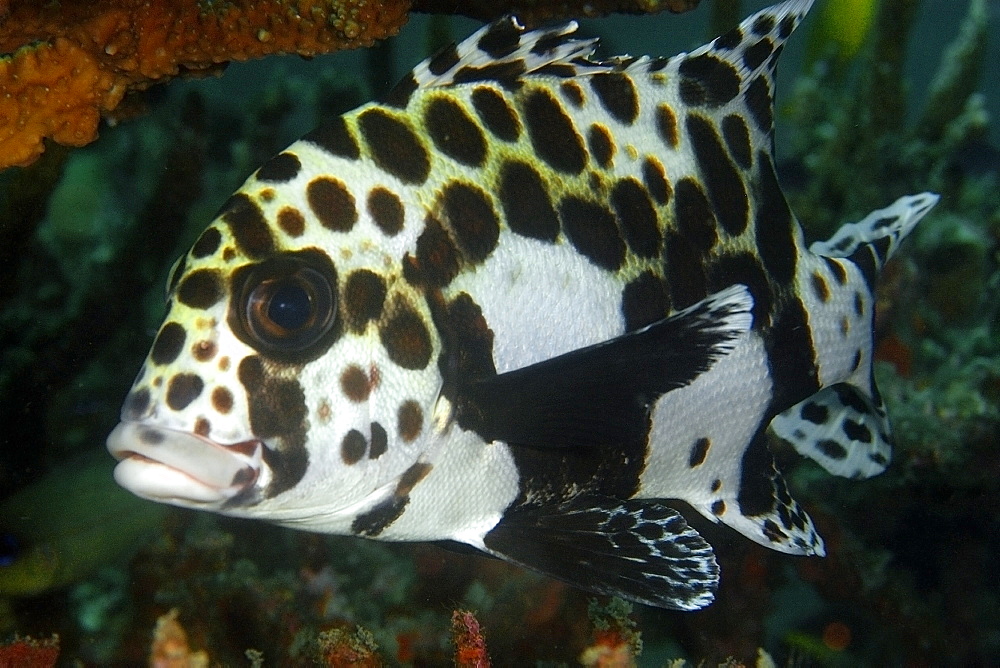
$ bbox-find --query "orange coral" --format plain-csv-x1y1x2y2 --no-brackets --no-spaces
0,0,411,169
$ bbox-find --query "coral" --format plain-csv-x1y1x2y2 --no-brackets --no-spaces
0,0,410,170
315,626,382,667
451,609,490,668
578,599,641,668
0,635,60,668
149,609,209,668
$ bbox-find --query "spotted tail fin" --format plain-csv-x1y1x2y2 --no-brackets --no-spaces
772,193,939,478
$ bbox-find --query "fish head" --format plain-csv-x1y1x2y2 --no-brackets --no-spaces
107,161,446,531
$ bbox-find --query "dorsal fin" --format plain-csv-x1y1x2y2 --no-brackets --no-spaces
383,17,608,104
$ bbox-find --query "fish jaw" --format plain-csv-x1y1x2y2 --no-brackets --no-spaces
107,422,263,507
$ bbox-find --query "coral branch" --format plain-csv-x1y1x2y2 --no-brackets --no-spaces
0,0,411,169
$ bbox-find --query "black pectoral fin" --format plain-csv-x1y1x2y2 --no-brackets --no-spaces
456,284,753,450
482,496,719,610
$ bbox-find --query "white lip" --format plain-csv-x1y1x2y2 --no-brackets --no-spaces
107,422,262,505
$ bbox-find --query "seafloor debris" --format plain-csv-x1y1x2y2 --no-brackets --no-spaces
0,0,410,170
315,626,383,667
578,599,642,668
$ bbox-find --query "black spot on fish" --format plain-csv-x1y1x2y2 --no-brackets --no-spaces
221,193,273,258
308,176,357,232
817,439,848,460
766,298,819,412
453,61,526,88
411,215,460,287
800,400,828,425
191,227,222,259
559,195,625,271
588,124,614,169
277,207,304,237
779,15,796,39
166,373,203,411
381,302,433,370
823,256,848,284
367,187,405,236
590,72,639,125
477,19,521,58
656,104,679,148
440,181,500,263
642,157,671,205
689,437,711,467
123,387,151,420
369,422,388,459
621,270,669,331
424,97,487,167
745,76,773,134
610,178,661,259
679,54,741,108
753,14,776,36
303,116,361,160
843,418,873,444
151,322,186,365
687,114,748,236
428,43,460,75
358,108,430,185
471,87,520,141
256,152,301,183
714,26,742,51
743,38,774,70
341,429,367,465
722,114,752,170
811,271,830,303
343,270,387,333
499,160,559,242
382,72,418,108
523,88,586,174
397,401,424,442
673,177,718,254
177,269,223,310
560,80,585,106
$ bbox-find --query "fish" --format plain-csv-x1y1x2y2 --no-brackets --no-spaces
106,0,938,610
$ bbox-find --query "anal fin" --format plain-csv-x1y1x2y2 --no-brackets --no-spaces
769,383,893,479
482,496,719,610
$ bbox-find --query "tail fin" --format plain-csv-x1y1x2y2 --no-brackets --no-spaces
771,193,939,478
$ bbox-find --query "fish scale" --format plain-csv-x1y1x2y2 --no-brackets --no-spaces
107,0,939,610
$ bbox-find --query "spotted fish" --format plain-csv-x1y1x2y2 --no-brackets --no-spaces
106,0,938,610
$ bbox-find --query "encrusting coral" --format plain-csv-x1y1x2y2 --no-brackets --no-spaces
0,0,411,170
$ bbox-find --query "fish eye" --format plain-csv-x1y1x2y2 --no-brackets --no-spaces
239,255,338,355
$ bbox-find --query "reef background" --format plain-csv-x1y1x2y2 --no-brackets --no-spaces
2,0,999,664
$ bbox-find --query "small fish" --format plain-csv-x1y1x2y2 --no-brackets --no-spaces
106,0,937,610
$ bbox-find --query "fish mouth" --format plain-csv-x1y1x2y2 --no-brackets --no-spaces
106,422,262,506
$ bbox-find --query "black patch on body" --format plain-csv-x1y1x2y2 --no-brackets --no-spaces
678,54,740,108
303,116,361,160
714,27,742,51
424,97,488,167
256,152,301,183
343,270,387,333
191,227,222,259
721,115,752,170
590,72,639,125
166,373,203,411
744,76,773,134
177,269,223,310
440,182,500,263
358,108,430,185
642,158,671,205
471,87,521,141
588,124,614,169
664,231,708,309
656,104,679,148
765,297,819,413
688,437,710,467
428,43,460,75
307,177,357,232
621,270,669,331
221,193,274,258
523,88,586,174
380,302,433,370
559,196,625,271
151,322,186,365
351,462,432,537
453,61,527,88
382,72,418,108
673,177,718,254
743,38,774,70
409,216,460,288
611,178,661,258
367,187,405,236
754,152,797,284
237,355,309,497
122,388,151,420
687,114,748,236
499,161,559,242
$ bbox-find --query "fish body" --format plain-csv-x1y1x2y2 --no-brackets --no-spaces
107,0,937,609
